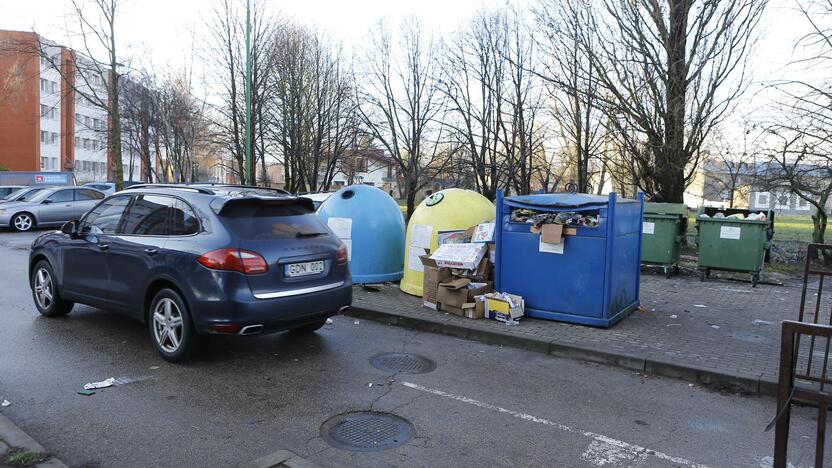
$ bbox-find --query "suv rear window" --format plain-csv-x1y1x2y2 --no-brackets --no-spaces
219,201,327,239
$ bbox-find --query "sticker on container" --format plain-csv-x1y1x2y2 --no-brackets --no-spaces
539,237,564,254
410,224,433,249
719,226,741,240
327,217,352,239
437,230,467,245
407,247,427,271
342,239,353,261
642,222,655,235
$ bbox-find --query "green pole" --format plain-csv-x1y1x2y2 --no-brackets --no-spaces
244,0,252,185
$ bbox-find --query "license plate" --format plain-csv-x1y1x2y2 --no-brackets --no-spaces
285,261,325,277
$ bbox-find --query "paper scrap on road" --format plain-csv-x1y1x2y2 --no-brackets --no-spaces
401,381,709,468
354,320,360,325
710,325,720,329
1,399,9,407
325,318,334,325
84,377,116,390
753,319,773,326
670,315,678,319
693,304,707,308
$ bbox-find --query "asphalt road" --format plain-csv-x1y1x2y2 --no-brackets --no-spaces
0,229,826,467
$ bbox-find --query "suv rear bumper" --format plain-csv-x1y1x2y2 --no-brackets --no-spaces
191,280,353,334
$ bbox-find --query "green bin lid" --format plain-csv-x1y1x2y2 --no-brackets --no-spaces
643,202,689,217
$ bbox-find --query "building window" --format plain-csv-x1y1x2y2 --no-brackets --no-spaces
40,78,47,91
84,116,91,127
40,157,46,170
75,113,81,123
82,138,90,150
51,132,59,144
74,137,80,147
356,157,367,173
40,131,47,143
755,192,769,207
775,192,792,210
796,196,811,211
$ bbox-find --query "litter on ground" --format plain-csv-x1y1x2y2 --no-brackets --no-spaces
77,390,95,396
354,320,360,325
693,304,707,308
84,377,116,390
325,318,334,325
1,399,9,407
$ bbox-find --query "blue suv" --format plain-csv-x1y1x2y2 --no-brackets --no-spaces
29,184,352,361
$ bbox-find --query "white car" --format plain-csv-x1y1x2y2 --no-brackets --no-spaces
301,192,334,211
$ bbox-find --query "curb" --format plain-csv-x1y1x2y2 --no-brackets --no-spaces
0,413,67,468
346,305,777,396
238,449,321,468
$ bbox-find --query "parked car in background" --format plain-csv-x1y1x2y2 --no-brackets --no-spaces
28,184,352,361
0,186,25,198
300,192,334,211
0,187,104,231
84,182,116,196
1,187,50,204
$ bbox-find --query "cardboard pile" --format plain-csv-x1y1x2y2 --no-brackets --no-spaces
422,222,496,318
482,292,525,323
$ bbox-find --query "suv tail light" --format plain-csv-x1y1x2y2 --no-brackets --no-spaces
336,244,349,265
197,248,268,274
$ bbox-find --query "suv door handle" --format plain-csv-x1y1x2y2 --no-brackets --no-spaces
98,243,109,251
144,248,159,256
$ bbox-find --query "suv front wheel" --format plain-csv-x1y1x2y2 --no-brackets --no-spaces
31,261,74,316
149,288,196,362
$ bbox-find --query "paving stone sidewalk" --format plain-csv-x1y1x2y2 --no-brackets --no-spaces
349,272,810,395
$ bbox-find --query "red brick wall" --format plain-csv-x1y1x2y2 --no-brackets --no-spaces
0,31,40,171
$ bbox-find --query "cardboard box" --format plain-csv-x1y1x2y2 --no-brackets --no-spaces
471,222,495,243
421,256,452,309
484,292,525,322
437,278,493,314
430,243,488,270
453,256,491,282
541,224,563,244
462,296,486,319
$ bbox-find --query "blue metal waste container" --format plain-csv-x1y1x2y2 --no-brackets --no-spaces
316,185,406,284
494,191,644,327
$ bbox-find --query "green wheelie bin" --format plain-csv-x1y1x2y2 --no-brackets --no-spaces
641,203,689,278
695,207,774,287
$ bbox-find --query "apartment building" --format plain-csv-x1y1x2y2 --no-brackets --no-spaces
0,30,146,182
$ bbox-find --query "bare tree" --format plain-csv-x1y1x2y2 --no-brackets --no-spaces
357,17,450,218
534,0,606,194
701,125,758,208
566,0,767,202
761,0,832,245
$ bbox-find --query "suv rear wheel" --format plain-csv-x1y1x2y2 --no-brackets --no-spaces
31,261,74,316
149,288,196,362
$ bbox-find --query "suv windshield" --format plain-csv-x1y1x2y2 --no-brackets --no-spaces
219,201,327,240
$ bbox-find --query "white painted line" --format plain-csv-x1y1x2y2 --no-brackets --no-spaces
401,381,709,468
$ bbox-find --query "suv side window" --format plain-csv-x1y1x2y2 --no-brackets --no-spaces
121,194,170,236
80,195,131,235
170,199,200,235
47,190,73,203
75,189,104,201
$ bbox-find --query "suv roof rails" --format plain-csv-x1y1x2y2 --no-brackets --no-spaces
193,184,292,196
123,184,216,195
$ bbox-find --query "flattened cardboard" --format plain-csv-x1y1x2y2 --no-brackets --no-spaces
430,243,488,270
541,224,564,244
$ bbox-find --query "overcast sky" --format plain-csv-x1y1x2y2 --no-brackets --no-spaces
0,0,813,128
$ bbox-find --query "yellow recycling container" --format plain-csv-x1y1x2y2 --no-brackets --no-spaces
400,188,495,296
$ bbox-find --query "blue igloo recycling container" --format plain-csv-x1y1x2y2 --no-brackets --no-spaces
316,185,406,284
494,191,644,327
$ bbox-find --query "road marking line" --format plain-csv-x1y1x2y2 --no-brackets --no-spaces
400,381,709,468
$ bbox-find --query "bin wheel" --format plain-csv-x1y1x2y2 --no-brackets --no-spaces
664,266,671,279
673,265,680,276
706,268,711,279
752,273,759,288
699,270,706,282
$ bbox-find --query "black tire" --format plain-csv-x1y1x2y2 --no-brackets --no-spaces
664,266,671,279
673,265,680,276
289,319,328,334
12,212,35,232
752,274,759,288
148,288,196,362
699,270,706,282
31,260,74,317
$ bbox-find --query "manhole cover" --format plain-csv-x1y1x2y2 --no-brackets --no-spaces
370,353,435,374
321,412,414,452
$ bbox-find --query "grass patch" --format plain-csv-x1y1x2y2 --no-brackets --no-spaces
5,448,48,467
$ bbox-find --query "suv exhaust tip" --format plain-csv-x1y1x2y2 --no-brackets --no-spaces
239,324,264,335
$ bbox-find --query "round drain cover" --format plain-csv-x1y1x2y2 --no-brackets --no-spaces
370,353,436,374
321,412,414,452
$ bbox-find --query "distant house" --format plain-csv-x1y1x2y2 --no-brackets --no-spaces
328,149,399,195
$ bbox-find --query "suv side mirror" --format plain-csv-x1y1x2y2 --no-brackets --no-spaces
61,220,79,238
